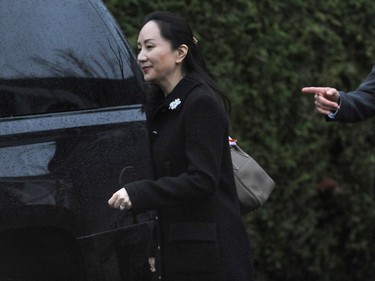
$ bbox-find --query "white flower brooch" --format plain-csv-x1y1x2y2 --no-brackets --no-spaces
169,98,181,110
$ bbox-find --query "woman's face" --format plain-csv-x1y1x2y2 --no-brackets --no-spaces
137,21,182,92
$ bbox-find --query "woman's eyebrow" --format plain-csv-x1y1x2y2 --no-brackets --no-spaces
142,38,155,44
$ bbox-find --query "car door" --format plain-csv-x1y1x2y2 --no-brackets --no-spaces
0,1,154,280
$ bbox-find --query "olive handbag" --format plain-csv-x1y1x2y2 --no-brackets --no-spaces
229,138,275,214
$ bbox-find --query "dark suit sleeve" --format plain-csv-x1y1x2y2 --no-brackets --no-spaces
333,66,375,123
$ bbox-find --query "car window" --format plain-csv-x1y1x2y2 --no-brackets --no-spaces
0,0,144,116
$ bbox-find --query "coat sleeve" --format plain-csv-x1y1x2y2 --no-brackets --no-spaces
125,92,228,213
333,66,375,122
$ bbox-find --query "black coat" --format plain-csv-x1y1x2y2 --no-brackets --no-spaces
126,73,254,281
334,65,375,122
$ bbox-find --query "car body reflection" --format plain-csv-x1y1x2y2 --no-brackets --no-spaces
0,0,154,280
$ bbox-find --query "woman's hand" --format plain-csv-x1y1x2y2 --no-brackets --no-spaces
108,187,132,210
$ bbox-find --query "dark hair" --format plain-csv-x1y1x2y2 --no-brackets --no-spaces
141,11,231,113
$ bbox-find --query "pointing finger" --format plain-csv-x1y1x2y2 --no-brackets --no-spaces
301,87,330,95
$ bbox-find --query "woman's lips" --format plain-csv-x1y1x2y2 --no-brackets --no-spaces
142,66,151,73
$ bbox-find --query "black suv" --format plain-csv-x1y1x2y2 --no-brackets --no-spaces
0,1,154,280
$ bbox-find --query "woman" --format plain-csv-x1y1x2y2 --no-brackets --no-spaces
108,11,254,281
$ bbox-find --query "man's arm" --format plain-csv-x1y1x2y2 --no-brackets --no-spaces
302,65,375,123
334,67,375,122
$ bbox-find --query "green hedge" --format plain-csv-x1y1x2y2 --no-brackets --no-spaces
104,0,375,280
